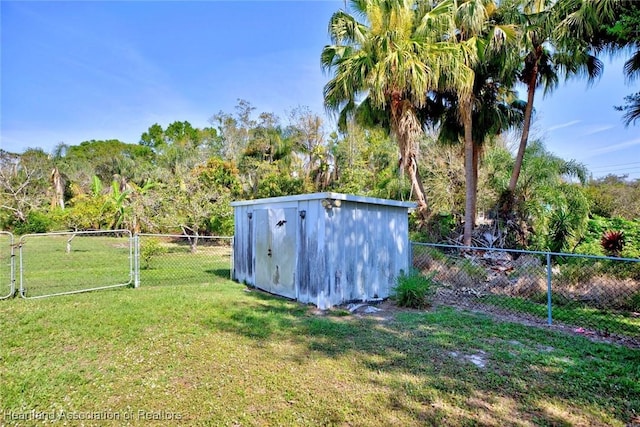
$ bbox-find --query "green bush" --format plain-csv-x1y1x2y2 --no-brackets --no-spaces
141,238,168,269
13,211,53,235
575,215,640,257
392,269,437,309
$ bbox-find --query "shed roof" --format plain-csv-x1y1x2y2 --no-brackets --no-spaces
230,192,416,209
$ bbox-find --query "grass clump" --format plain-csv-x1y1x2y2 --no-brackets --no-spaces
393,269,437,309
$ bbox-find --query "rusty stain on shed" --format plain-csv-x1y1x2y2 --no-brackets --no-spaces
231,192,415,309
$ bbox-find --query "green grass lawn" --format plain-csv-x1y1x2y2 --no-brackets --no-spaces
139,237,232,287
1,278,639,426
481,295,640,338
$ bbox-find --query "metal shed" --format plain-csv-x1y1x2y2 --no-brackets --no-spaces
231,192,415,309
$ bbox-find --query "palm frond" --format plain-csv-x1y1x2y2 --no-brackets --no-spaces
623,47,640,82
617,92,640,127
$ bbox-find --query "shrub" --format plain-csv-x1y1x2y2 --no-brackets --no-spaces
13,211,53,235
141,238,167,269
392,269,437,309
601,230,625,257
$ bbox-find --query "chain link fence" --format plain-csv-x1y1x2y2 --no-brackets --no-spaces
5,229,639,343
135,234,232,288
18,230,132,299
412,242,640,341
0,231,15,299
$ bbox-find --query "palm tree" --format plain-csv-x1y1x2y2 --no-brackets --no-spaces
593,1,640,125
321,0,473,214
507,0,615,194
617,92,640,125
50,143,70,210
445,0,520,245
432,61,525,233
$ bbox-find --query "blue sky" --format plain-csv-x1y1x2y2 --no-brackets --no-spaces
1,1,638,179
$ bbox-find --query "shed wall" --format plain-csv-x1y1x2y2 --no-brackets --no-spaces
318,201,409,308
232,194,411,309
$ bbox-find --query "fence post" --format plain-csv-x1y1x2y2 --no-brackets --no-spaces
18,239,25,298
1,232,15,299
546,252,552,325
10,236,15,298
134,234,140,288
230,237,234,280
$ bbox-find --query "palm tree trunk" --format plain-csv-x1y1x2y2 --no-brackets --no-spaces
50,167,65,209
509,57,539,193
392,98,428,214
407,154,428,212
462,104,475,246
472,142,479,229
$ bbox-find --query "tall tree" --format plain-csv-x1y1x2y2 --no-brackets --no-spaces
140,122,210,176
50,143,69,210
210,99,256,163
321,0,473,214
431,29,525,236
0,149,52,224
443,0,520,245
597,1,640,125
507,0,612,194
287,106,327,181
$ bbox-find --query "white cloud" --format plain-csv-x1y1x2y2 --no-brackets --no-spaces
582,138,640,158
547,120,581,131
582,125,616,136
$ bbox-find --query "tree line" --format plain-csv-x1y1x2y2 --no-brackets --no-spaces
0,103,408,240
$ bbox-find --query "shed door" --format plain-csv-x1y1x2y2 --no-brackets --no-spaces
255,208,297,299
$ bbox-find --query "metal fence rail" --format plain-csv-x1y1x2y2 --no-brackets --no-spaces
135,234,233,288
0,232,15,299
412,242,640,339
19,230,133,299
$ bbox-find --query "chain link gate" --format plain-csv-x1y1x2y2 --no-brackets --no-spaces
19,230,133,299
135,234,233,287
0,231,15,299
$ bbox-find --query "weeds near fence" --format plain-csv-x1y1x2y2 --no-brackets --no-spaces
140,237,167,269
412,242,640,340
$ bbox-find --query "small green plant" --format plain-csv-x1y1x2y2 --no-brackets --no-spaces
141,238,168,269
392,269,437,309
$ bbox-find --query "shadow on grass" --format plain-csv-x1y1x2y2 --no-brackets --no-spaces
204,268,231,279
201,287,640,426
